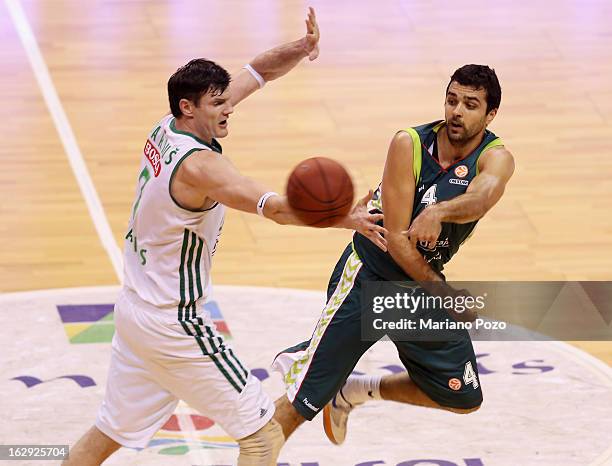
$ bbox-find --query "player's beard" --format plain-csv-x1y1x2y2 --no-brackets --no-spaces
446,119,482,147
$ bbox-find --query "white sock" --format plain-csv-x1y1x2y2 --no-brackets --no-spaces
340,374,382,405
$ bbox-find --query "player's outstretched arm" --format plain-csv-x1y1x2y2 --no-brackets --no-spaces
229,7,320,106
382,132,451,284
171,150,386,248
406,147,515,246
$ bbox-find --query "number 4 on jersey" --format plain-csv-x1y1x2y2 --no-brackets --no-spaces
463,361,479,389
421,184,437,206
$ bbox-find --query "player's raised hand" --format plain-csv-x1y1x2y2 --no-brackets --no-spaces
405,205,442,249
302,7,320,61
344,189,387,251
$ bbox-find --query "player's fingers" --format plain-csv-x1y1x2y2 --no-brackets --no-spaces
358,189,374,206
311,14,319,40
369,213,384,223
371,224,387,235
309,7,317,28
375,232,388,247
371,233,387,252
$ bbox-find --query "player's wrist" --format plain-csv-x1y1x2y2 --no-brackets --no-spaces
427,203,445,223
257,192,280,218
335,214,352,230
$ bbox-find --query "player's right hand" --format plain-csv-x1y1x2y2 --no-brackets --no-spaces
302,7,320,61
340,190,387,251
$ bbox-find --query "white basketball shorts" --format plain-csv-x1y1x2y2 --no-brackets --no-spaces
95,287,274,448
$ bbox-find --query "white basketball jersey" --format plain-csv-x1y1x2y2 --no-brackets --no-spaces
123,114,225,317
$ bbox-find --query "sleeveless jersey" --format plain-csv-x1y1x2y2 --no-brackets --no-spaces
353,120,503,281
123,114,225,317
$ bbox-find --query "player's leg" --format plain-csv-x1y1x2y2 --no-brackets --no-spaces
62,426,120,466
378,371,480,414
272,244,374,440
236,418,285,466
324,308,482,444
385,309,483,413
65,292,180,464
161,312,282,465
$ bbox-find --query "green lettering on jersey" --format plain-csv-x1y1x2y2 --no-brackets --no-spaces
165,148,178,165
160,138,171,157
125,228,133,242
132,166,151,219
151,125,161,142
139,249,147,266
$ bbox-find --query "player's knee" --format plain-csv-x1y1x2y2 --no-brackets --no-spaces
237,419,285,465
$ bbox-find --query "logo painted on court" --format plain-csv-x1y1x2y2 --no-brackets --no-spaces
454,165,468,178
4,285,608,463
11,375,95,388
56,301,230,344
147,413,237,455
57,304,115,344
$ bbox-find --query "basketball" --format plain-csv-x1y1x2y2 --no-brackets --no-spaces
286,157,354,227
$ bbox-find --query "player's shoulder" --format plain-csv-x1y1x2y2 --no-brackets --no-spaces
175,149,220,184
478,144,515,177
392,129,415,145
481,144,514,162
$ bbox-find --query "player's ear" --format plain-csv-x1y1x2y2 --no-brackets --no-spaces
485,108,497,126
179,98,195,118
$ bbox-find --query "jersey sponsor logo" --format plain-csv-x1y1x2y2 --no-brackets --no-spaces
144,139,162,177
454,165,468,178
448,378,462,391
418,237,449,251
449,178,469,186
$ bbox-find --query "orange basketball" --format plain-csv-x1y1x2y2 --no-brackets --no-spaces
286,157,354,228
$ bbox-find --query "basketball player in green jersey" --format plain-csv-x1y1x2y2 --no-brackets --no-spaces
64,9,387,466
272,65,515,444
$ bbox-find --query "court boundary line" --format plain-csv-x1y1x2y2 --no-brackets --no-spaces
4,0,123,282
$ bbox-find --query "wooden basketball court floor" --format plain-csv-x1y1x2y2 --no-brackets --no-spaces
1,0,611,462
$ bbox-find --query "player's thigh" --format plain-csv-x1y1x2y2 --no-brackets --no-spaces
395,333,483,410
158,319,274,441
274,245,374,420
96,340,179,448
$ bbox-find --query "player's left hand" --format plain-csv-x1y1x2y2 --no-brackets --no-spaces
406,205,442,249
339,190,387,251
301,7,320,61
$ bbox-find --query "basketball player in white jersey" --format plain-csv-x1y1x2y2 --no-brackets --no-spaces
64,8,386,466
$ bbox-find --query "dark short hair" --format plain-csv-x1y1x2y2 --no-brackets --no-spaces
446,64,501,114
167,59,231,118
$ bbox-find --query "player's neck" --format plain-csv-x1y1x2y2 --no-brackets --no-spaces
437,127,484,168
173,118,213,145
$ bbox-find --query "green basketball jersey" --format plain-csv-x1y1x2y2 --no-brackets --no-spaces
353,120,503,281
